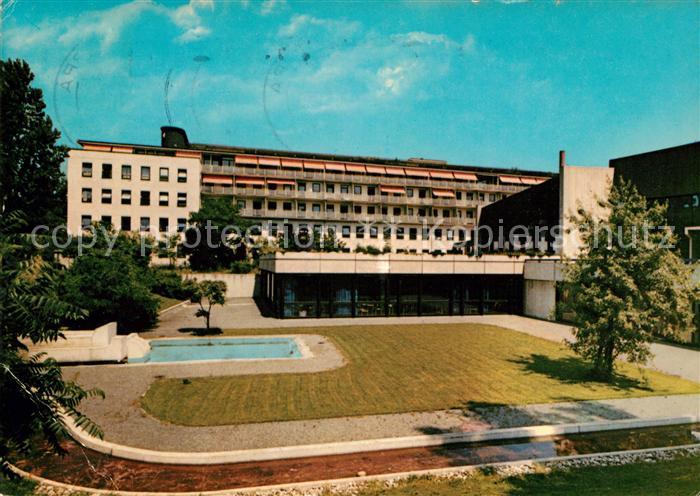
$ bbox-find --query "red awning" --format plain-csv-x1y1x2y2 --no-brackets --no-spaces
453,171,478,181
235,177,265,186
235,155,258,165
280,158,303,169
432,189,455,198
404,168,430,178
258,157,281,167
380,185,406,194
430,170,454,180
303,161,325,171
365,165,386,174
345,163,366,173
267,179,296,186
325,162,346,173
521,177,546,185
202,175,232,185
384,167,405,176
500,175,523,184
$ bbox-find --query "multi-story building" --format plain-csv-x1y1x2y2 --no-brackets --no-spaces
67,127,551,253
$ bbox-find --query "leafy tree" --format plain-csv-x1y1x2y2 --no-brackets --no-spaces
60,225,159,333
0,213,103,475
181,197,250,271
0,59,67,229
190,280,227,331
560,178,698,381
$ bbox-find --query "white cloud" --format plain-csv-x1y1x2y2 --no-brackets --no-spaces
168,0,214,43
392,31,475,53
277,14,360,38
261,0,286,16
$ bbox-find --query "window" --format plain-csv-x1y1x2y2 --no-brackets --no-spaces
159,217,169,232
406,188,414,198
121,216,131,231
326,184,335,193
370,226,378,238
467,192,474,201
488,193,495,202
418,208,426,217
140,217,150,232
222,157,233,166
81,215,91,229
443,209,450,218
467,210,474,219
356,225,365,237
326,204,335,212
121,165,131,180
312,183,321,193
407,207,414,216
268,201,277,210
101,215,112,225
121,189,131,205
354,185,362,195
418,189,426,199
177,218,186,233
177,168,187,183
177,192,186,207
312,203,321,212
393,207,401,216
354,205,362,214
298,203,306,212
367,206,375,214
141,166,150,181
342,225,351,238
298,182,306,192
341,184,349,194
456,191,462,200
397,227,405,240
478,193,485,202
101,163,112,179
82,162,92,177
283,202,292,211
269,223,279,236
447,229,454,240
81,188,92,203
367,186,376,196
159,192,169,206
101,189,112,204
340,204,349,214
140,191,150,206
159,167,169,182
252,200,262,210
435,228,443,239
409,228,418,240
381,207,388,215
237,200,246,209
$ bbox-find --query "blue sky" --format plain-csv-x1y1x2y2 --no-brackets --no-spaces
3,0,698,172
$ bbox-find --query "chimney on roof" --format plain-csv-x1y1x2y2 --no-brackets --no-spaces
559,150,566,169
161,126,190,148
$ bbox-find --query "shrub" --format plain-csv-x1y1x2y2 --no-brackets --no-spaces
231,260,255,274
149,268,197,300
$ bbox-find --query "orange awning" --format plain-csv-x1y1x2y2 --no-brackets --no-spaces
384,167,405,176
521,177,546,185
380,185,406,194
404,168,430,178
325,162,346,172
345,163,366,173
258,157,281,167
365,165,386,174
236,155,258,165
500,175,523,184
303,161,325,171
202,175,232,185
235,177,265,186
432,189,455,198
430,170,454,180
267,179,296,186
281,158,303,169
453,171,478,181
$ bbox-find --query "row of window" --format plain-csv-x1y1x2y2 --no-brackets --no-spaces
81,215,187,233
81,188,187,207
81,162,188,183
240,182,498,201
267,224,468,241
237,199,475,219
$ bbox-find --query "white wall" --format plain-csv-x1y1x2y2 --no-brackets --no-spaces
523,279,557,320
185,272,257,298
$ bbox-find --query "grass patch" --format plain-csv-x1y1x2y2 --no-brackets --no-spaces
141,324,699,426
154,294,183,312
340,454,700,495
0,474,36,496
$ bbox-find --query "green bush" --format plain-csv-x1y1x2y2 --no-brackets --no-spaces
149,268,197,300
230,260,255,274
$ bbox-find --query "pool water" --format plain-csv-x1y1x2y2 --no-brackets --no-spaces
130,337,302,363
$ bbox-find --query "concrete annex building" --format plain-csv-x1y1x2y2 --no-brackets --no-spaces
67,127,551,251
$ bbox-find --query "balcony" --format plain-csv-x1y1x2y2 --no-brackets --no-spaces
201,164,529,194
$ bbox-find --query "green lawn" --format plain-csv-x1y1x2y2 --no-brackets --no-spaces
141,324,699,426
339,455,700,496
154,294,183,312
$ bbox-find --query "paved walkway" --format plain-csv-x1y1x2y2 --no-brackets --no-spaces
63,300,700,452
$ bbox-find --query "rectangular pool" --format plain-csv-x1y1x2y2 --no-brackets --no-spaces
129,337,303,364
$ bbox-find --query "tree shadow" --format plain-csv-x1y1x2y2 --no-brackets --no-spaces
510,354,652,392
177,327,223,336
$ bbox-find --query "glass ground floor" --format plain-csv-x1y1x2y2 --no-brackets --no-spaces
259,272,523,319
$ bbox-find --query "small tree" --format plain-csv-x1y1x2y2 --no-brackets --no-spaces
560,178,698,381
190,281,227,331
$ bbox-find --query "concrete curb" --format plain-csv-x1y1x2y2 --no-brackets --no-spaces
158,300,188,315
65,413,700,465
12,442,700,496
